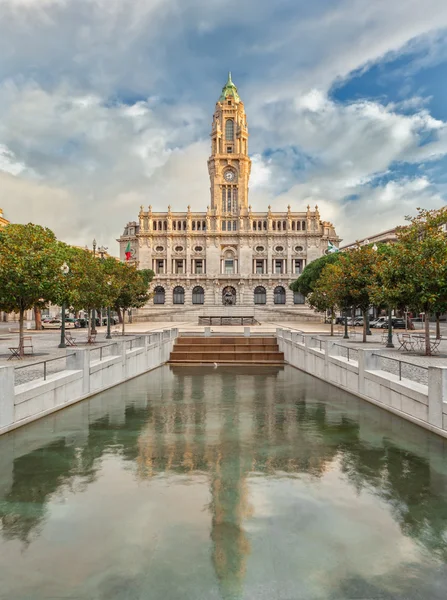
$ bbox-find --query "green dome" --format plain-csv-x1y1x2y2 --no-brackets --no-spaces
219,72,240,103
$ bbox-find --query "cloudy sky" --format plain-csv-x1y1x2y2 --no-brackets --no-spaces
2,0,447,253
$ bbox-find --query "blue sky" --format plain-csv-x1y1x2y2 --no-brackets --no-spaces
1,0,447,252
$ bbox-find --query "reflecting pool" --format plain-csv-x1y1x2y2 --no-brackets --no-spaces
1,365,447,599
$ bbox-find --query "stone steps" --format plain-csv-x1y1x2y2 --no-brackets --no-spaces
169,336,284,364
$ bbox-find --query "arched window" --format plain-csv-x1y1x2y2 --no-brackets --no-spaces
225,119,234,141
274,286,286,305
153,286,165,305
254,286,266,305
294,291,305,305
192,286,205,305
173,286,184,305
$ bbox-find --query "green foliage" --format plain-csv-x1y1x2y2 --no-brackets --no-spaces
0,224,65,351
290,252,340,296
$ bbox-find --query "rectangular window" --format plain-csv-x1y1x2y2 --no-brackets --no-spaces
256,260,264,274
275,260,282,274
195,260,203,274
157,260,164,274
227,146,233,153
294,259,301,274
233,221,237,231
222,187,226,212
233,187,238,212
227,188,232,212
176,260,183,274
222,221,227,231
225,260,234,274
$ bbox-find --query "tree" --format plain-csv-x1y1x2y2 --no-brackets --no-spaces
57,246,115,340
307,265,342,336
372,208,447,355
104,261,153,335
0,224,65,354
339,245,380,342
290,252,341,297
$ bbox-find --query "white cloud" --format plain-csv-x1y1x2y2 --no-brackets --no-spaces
1,0,447,253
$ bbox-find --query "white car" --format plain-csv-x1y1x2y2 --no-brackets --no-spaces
41,319,75,329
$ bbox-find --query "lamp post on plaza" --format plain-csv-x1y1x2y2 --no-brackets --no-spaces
97,244,111,339
91,239,97,334
106,280,112,339
58,261,70,349
386,306,395,348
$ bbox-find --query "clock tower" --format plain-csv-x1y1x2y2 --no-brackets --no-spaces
208,73,251,217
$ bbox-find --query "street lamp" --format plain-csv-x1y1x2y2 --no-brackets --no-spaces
386,306,395,348
58,261,70,349
91,239,97,334
106,279,112,339
95,244,111,339
343,307,349,339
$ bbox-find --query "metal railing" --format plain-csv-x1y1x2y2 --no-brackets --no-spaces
89,343,117,362
309,337,323,351
14,353,76,384
332,343,358,362
372,353,428,384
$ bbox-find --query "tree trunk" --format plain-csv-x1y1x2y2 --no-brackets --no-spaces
19,305,25,357
362,309,367,343
122,309,126,335
424,310,431,356
330,308,334,336
436,312,441,339
34,306,42,330
117,308,123,324
87,308,91,340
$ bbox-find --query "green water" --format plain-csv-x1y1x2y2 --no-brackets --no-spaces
1,365,447,600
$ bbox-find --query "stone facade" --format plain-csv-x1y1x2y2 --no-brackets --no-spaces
119,74,339,321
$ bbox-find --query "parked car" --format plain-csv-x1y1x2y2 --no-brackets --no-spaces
335,316,347,325
354,317,364,326
379,318,406,329
101,315,119,326
41,319,75,329
370,317,388,328
75,317,100,328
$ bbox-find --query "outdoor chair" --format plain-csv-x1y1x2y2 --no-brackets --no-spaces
65,331,77,346
397,333,415,352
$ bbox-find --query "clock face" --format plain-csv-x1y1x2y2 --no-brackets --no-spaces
224,170,235,182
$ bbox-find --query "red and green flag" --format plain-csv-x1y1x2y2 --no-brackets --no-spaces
125,241,132,261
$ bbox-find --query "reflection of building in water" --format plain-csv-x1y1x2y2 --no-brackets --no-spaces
2,367,447,576
135,366,338,597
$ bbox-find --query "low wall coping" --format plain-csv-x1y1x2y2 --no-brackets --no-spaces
89,354,122,374
328,354,359,373
15,370,82,404
365,369,428,403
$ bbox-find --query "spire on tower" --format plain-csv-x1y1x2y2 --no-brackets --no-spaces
219,72,240,102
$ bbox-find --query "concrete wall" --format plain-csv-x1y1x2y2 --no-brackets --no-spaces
0,329,178,435
277,328,447,439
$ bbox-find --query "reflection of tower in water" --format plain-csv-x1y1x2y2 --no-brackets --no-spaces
136,366,337,599
208,370,253,600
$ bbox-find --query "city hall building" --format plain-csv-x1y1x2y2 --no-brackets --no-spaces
119,74,339,322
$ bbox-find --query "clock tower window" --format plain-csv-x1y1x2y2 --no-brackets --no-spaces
221,186,238,213
225,119,234,141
